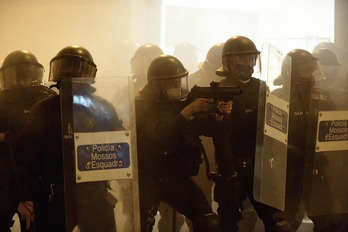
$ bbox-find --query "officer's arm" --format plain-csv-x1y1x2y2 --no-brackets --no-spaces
180,98,211,120
0,132,5,142
17,101,47,202
17,201,35,230
191,100,233,137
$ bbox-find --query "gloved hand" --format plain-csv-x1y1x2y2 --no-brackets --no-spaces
17,201,34,230
216,100,233,121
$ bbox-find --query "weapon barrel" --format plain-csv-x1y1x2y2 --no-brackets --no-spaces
189,85,242,101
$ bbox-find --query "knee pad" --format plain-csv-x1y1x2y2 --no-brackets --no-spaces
193,213,220,232
270,220,292,232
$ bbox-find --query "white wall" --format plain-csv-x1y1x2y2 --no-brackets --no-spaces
0,0,134,80
0,0,335,83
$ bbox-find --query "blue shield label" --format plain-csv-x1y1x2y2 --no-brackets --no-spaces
77,143,130,171
265,102,288,134
318,120,348,142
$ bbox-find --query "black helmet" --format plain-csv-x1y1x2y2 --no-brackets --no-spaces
216,35,261,81
312,48,340,66
312,42,341,57
199,43,224,70
49,45,97,82
173,42,202,73
131,44,163,75
0,50,44,90
133,44,163,60
148,54,189,101
287,49,325,82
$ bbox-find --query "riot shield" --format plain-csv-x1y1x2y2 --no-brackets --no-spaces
60,76,140,232
280,52,348,229
254,44,290,211
303,82,348,218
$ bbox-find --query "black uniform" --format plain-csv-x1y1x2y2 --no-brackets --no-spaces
135,83,217,232
0,86,56,232
273,81,337,231
211,76,288,232
18,84,121,232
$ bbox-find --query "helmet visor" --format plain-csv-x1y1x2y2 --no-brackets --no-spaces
294,59,325,82
222,53,261,79
0,64,44,90
49,57,97,82
152,74,189,101
320,64,341,82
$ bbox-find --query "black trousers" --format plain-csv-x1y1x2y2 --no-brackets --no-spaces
139,174,213,232
35,182,116,232
214,164,288,232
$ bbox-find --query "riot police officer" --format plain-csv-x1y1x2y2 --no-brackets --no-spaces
112,44,164,129
135,54,225,232
312,42,348,91
17,46,120,232
0,50,56,232
272,49,338,231
173,42,202,74
130,43,163,93
312,48,342,94
189,42,225,87
186,43,225,231
310,49,348,231
211,35,291,232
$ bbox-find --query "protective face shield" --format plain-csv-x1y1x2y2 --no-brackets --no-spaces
148,54,189,101
49,57,96,81
216,36,261,81
312,48,341,84
320,65,339,81
288,49,325,83
295,59,321,80
223,53,261,81
0,64,44,89
273,49,324,87
49,46,97,83
0,50,44,90
153,76,189,101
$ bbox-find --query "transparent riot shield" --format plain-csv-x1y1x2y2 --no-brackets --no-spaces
60,76,140,232
303,81,348,218
254,44,290,211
